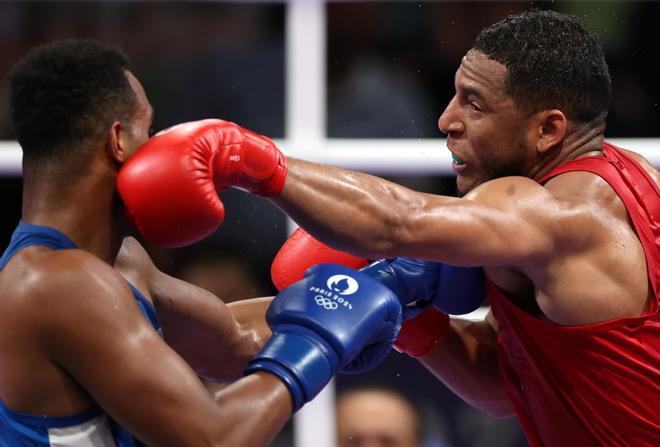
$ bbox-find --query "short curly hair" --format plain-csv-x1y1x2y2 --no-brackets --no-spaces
8,39,136,176
474,10,611,126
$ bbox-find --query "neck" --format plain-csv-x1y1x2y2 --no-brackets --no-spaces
21,165,124,265
529,123,605,181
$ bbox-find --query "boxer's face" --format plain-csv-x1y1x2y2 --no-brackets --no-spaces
438,50,533,195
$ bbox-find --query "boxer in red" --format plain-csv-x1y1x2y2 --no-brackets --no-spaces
124,10,659,446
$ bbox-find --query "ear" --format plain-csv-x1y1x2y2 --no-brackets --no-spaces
106,121,130,164
535,109,567,155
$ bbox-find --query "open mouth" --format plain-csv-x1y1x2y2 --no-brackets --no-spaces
451,152,465,166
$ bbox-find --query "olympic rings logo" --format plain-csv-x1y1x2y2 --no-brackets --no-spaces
314,295,339,310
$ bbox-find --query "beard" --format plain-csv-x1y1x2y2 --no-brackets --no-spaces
483,135,528,181
456,135,528,197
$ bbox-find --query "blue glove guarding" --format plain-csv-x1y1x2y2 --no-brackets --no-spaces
245,263,402,412
361,257,486,316
435,263,486,314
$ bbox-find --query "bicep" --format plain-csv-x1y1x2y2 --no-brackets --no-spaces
42,274,223,446
396,177,560,267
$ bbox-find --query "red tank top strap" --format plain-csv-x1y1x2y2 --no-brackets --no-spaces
538,142,660,308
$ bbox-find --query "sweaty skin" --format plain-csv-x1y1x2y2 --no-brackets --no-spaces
272,50,656,417
0,70,291,446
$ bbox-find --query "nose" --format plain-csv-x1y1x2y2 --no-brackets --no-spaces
438,96,464,136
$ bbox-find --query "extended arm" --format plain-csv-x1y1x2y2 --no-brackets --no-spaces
115,237,270,382
276,158,558,267
118,121,563,268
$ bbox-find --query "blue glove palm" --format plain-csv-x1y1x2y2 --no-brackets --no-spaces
245,263,402,411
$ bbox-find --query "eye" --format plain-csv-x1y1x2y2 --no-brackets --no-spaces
469,102,481,112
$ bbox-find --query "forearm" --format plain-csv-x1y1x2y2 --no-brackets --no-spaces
275,158,428,259
205,372,292,447
140,372,292,447
276,160,558,268
419,317,514,418
153,276,263,382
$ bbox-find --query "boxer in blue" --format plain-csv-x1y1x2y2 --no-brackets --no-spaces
0,39,402,446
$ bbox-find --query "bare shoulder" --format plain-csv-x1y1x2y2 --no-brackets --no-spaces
24,249,132,305
465,175,554,208
467,175,609,257
620,148,659,185
4,248,140,331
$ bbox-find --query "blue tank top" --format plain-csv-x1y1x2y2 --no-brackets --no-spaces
0,222,160,446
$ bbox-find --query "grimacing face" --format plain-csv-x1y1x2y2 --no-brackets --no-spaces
438,50,531,195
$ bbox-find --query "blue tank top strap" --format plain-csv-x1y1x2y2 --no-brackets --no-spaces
1,221,161,333
0,221,77,270
128,283,161,334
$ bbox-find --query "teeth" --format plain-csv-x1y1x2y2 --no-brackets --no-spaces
451,153,465,165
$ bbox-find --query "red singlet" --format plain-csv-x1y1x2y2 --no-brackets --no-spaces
489,143,660,446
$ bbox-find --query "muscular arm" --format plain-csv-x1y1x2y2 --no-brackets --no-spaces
115,238,271,382
276,159,563,267
40,251,290,446
227,297,273,342
418,311,514,418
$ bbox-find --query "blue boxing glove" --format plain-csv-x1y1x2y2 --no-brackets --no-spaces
360,258,484,357
361,257,486,316
361,257,441,319
245,263,402,412
435,263,486,315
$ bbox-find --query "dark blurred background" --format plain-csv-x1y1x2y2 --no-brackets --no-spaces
1,1,658,446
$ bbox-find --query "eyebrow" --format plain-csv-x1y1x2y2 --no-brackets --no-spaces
458,85,485,100
454,70,486,100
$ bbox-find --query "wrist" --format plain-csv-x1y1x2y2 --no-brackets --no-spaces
239,129,288,197
255,145,287,197
244,327,338,412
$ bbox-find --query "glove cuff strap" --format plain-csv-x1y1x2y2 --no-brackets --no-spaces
245,329,338,412
257,148,287,197
394,307,450,357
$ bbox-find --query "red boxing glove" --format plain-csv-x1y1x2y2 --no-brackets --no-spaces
393,307,449,357
271,227,370,291
117,119,287,247
271,228,450,357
